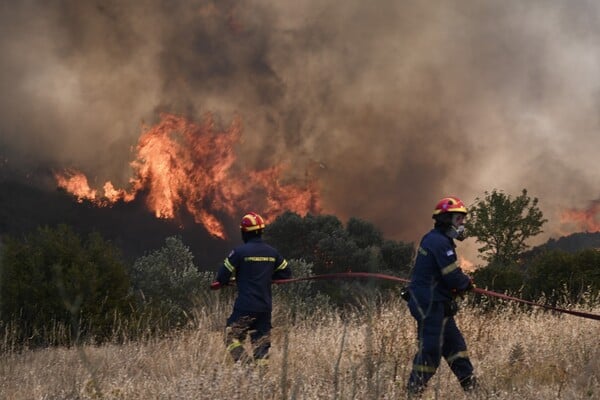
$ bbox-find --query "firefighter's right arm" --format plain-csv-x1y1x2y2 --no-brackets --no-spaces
210,264,232,290
211,251,237,290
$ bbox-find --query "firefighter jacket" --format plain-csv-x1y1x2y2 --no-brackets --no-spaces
408,227,471,304
216,237,290,312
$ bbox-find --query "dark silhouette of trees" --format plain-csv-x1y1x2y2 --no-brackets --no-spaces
264,211,414,276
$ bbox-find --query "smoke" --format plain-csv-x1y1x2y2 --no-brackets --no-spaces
2,0,600,260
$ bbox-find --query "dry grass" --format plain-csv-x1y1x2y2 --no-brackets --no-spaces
1,296,598,400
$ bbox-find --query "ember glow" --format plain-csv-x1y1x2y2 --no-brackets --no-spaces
55,113,321,238
560,200,600,233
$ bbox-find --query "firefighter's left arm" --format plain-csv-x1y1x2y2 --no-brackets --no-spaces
272,256,291,280
433,242,471,292
440,263,472,292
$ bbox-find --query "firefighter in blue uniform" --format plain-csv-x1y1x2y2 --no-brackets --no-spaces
406,196,477,396
211,212,291,364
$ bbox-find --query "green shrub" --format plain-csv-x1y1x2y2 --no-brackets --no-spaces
0,225,131,346
524,249,600,304
473,262,525,294
130,236,206,328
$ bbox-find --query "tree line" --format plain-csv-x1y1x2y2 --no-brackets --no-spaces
0,188,599,347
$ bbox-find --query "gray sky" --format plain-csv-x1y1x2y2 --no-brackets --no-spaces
2,0,600,264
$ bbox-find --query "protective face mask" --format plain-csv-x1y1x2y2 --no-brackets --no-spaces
447,225,466,241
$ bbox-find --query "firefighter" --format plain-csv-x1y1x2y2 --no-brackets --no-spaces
405,196,477,396
211,212,291,365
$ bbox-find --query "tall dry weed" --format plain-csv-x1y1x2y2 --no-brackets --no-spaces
0,294,598,399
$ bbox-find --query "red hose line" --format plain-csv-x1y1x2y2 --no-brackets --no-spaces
472,287,600,321
273,272,600,321
274,272,409,285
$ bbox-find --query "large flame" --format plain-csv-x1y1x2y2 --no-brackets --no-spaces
560,200,600,233
55,112,320,238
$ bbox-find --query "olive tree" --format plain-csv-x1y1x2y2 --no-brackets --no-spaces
130,236,208,323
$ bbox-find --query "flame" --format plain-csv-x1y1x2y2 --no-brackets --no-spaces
55,112,321,238
459,256,475,272
55,169,97,203
560,200,600,232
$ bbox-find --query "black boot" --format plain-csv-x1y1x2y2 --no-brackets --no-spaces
460,375,478,392
406,381,425,399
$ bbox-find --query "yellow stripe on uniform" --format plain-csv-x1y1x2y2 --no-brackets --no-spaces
413,364,437,373
244,256,276,262
275,259,288,271
254,359,269,367
441,261,459,275
447,350,469,363
418,246,428,256
227,340,243,352
224,258,236,273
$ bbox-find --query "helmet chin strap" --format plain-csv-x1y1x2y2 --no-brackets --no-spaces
447,225,466,241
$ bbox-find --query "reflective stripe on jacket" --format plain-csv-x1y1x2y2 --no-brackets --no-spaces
408,228,471,303
217,237,290,312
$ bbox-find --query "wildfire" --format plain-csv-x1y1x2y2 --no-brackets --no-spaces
459,256,475,272
55,169,98,203
560,200,600,232
55,112,321,238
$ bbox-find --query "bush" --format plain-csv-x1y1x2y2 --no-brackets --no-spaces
273,259,331,318
471,248,600,307
380,239,414,276
524,249,600,304
0,225,131,346
472,262,525,294
130,236,207,328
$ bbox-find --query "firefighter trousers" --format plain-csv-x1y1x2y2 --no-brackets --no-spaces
225,309,271,363
407,299,474,392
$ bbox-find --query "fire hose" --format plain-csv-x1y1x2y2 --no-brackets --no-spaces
211,272,600,321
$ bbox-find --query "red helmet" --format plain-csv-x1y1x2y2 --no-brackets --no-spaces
240,212,266,232
432,196,467,216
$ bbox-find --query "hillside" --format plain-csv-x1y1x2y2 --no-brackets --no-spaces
523,231,600,261
539,232,600,252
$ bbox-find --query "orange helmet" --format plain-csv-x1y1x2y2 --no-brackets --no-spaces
240,212,266,232
432,196,467,216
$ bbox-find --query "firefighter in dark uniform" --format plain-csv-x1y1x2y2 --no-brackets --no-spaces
406,196,477,396
211,212,291,365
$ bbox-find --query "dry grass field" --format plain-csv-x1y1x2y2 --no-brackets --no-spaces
1,295,598,400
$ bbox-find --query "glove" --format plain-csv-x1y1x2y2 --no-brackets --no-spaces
400,286,411,302
452,279,475,297
210,281,222,290
466,279,476,291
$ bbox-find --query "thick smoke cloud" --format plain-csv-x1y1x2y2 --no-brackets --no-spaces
2,0,600,261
